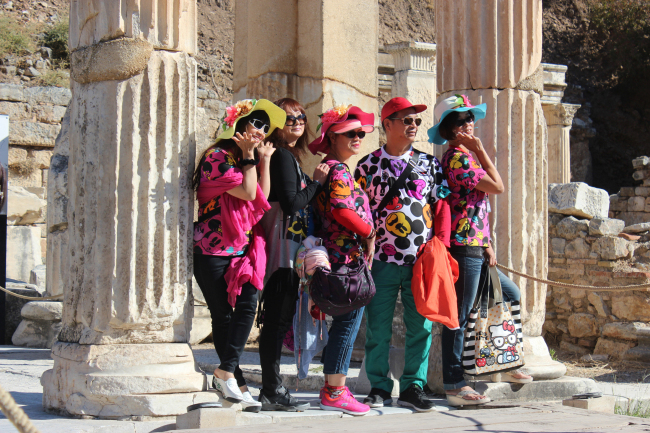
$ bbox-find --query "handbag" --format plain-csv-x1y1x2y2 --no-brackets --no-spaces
462,263,525,375
310,257,376,317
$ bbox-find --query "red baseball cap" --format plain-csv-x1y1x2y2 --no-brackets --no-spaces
380,97,427,123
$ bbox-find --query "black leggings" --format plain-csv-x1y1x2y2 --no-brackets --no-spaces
194,253,258,387
258,268,300,395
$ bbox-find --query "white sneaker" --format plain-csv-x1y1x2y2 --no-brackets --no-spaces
241,391,262,413
212,376,243,403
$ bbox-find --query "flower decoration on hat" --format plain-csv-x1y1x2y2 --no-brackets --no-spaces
317,104,352,132
452,94,474,109
222,99,257,130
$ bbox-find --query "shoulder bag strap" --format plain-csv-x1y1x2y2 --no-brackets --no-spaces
374,150,420,218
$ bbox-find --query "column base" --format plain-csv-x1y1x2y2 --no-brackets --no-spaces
41,342,210,418
521,335,567,380
473,376,599,402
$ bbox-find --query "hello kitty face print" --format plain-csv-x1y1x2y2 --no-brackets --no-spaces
488,320,520,365
441,148,491,247
355,146,450,266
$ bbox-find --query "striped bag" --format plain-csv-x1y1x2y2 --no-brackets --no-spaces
462,264,524,376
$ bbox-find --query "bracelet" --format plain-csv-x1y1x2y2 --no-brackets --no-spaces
240,158,259,166
364,228,376,240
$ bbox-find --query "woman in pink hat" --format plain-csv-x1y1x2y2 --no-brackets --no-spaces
309,105,376,416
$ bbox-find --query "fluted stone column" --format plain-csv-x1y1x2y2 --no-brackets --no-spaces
543,103,580,184
41,1,209,418
435,0,565,383
233,0,378,172
386,41,437,157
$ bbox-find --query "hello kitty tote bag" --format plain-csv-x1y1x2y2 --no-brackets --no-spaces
462,264,524,375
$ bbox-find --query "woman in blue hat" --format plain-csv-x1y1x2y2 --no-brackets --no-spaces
428,95,532,406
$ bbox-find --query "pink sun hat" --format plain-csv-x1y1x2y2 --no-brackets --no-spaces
308,105,375,155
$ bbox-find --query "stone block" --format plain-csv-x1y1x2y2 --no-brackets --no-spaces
616,212,650,226
24,86,71,106
581,354,608,362
602,322,647,341
556,216,590,240
8,121,60,147
628,196,646,212
548,182,609,219
4,282,43,342
8,147,28,165
29,263,46,289
8,166,42,188
190,305,212,345
592,237,630,260
568,313,599,338
0,83,26,102
578,338,596,348
619,187,635,197
636,187,650,197
176,408,240,429
0,100,29,120
632,156,650,168
6,226,43,282
623,222,650,234
21,300,62,321
593,338,635,359
633,170,649,181
609,195,627,212
565,238,590,259
33,105,67,124
12,318,62,348
7,185,47,225
611,294,650,321
560,341,590,355
562,395,616,413
554,295,572,311
588,218,624,236
550,238,566,255
587,293,609,317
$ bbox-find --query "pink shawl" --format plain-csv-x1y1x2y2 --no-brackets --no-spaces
197,167,270,306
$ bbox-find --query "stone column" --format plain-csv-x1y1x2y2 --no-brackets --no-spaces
543,103,580,184
233,0,378,172
41,1,209,418
435,0,564,381
386,41,437,157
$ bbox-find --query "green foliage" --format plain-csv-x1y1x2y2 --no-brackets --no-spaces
588,0,650,87
41,18,69,62
35,69,70,88
0,16,35,57
549,348,558,361
616,400,650,418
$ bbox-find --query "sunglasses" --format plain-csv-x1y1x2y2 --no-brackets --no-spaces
389,117,422,126
285,113,306,126
455,114,475,127
338,130,366,139
249,118,270,134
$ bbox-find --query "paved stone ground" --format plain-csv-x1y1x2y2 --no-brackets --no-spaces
2,345,650,433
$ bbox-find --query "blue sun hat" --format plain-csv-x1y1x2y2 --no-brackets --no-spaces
427,94,487,145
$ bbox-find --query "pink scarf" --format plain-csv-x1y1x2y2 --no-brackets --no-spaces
197,167,270,307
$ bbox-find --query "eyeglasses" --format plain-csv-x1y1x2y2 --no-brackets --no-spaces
389,117,422,126
285,113,306,126
248,118,270,134
455,115,474,127
338,130,366,139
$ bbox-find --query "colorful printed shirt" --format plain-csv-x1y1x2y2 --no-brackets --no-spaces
355,146,450,266
313,160,373,265
193,148,251,256
441,148,490,247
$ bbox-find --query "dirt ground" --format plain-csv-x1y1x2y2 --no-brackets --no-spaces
554,349,650,384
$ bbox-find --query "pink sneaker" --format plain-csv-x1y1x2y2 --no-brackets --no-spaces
320,386,370,416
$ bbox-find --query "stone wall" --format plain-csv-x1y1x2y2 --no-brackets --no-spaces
609,156,650,226
543,184,650,360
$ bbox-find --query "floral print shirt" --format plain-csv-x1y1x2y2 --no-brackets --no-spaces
441,148,490,248
313,160,373,265
355,147,450,266
193,148,251,256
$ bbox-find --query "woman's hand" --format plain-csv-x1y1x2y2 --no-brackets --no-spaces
313,163,330,184
364,234,376,265
257,141,276,162
455,132,483,154
484,245,497,267
232,132,259,159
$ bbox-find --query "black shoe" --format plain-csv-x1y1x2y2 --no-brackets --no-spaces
397,385,437,412
363,387,393,408
259,387,310,412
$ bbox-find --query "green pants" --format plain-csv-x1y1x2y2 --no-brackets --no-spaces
364,260,432,393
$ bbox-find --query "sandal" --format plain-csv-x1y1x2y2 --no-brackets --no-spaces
445,390,491,407
490,370,533,384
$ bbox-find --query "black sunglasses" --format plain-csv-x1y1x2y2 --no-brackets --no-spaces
338,130,366,139
249,118,270,134
389,116,422,126
285,113,306,126
455,114,475,127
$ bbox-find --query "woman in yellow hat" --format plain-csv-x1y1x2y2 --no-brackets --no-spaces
192,99,285,412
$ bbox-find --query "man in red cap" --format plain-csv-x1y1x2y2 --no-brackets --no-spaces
354,97,451,412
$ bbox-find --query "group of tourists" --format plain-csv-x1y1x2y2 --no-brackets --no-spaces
192,93,533,416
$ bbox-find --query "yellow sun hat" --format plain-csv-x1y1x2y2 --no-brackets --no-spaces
217,98,287,142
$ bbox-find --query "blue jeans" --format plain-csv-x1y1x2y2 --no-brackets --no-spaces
441,254,521,390
322,307,364,376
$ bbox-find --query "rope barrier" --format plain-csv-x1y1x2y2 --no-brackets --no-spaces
497,264,650,292
0,382,40,433
0,285,63,301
